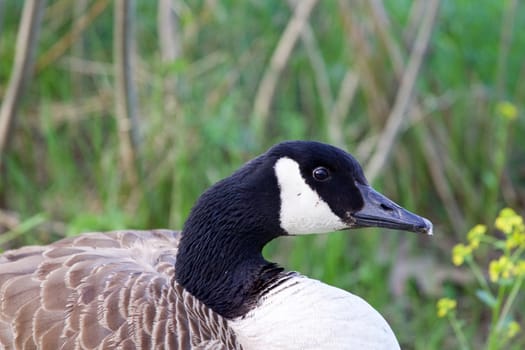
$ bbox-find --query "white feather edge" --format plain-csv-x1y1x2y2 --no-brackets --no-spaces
228,275,400,350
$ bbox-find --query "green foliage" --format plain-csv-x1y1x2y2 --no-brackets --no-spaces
1,1,525,348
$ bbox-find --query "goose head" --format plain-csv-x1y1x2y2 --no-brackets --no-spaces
175,140,432,320
270,141,432,235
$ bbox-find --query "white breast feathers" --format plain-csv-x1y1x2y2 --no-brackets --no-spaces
228,275,400,350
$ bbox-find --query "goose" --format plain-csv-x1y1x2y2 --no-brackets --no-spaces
0,140,432,349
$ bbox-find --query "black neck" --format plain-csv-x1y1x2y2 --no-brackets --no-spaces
174,161,286,319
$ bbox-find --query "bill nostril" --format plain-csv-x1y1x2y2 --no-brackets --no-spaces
380,203,394,212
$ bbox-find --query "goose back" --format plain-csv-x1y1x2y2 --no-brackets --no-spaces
0,230,241,349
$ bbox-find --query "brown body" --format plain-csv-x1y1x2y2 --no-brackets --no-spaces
0,230,241,349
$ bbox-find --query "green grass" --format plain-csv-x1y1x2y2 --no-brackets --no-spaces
1,1,525,348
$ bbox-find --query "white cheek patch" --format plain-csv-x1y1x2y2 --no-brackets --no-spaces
274,157,347,235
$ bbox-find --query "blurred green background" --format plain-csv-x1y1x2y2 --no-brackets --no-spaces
1,1,524,349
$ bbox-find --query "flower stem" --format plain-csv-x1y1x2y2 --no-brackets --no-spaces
449,313,470,350
466,257,491,293
487,284,507,350
496,277,523,330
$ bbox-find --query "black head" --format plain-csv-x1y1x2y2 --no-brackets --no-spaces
175,140,432,318
264,141,432,235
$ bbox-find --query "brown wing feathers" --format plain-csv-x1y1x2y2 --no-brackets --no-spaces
0,230,241,349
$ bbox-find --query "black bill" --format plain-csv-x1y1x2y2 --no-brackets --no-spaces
352,183,433,235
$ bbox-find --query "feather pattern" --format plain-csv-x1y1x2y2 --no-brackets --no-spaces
0,230,242,349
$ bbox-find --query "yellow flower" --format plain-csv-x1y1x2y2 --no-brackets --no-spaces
467,224,486,249
489,256,515,282
495,208,523,235
514,260,525,277
506,230,525,250
437,298,457,318
507,321,521,339
452,243,472,266
496,101,518,121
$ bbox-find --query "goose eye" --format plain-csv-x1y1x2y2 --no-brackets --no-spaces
312,167,331,181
